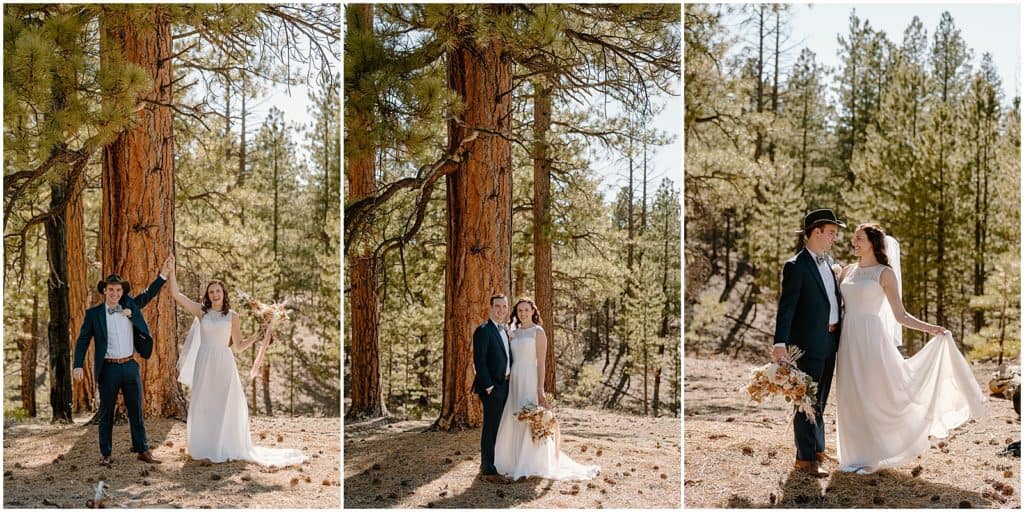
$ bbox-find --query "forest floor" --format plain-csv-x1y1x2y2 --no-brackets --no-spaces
684,356,1021,508
2,415,340,508
344,406,681,508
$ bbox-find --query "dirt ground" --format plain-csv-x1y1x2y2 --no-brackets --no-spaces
684,356,1021,508
3,416,340,508
344,406,681,508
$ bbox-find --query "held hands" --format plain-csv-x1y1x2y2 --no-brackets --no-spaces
73,368,83,382
928,326,950,337
162,254,175,277
538,391,549,409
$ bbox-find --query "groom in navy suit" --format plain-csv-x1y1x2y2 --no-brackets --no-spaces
472,293,511,483
73,256,173,467
773,209,845,478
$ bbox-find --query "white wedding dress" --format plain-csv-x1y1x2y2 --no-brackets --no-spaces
177,311,306,467
835,263,986,474
494,325,599,480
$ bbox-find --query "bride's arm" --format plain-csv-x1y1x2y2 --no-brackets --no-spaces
880,267,945,335
535,327,549,408
167,264,204,318
230,312,265,352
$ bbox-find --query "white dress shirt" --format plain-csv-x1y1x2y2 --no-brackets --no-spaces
490,319,511,376
807,248,840,324
105,306,134,359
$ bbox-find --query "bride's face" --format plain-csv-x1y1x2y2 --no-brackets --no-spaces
851,230,869,257
207,283,225,304
516,302,534,324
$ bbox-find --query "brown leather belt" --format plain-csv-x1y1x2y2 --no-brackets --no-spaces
827,324,838,333
104,356,134,364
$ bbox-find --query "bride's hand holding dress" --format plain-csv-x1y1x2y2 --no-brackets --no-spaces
877,266,945,337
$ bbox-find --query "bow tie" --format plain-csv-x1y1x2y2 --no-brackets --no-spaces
107,305,123,314
815,255,826,265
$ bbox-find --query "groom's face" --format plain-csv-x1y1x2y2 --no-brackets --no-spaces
813,224,840,250
103,284,124,305
490,298,509,323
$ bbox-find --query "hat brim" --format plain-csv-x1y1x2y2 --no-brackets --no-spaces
794,219,846,234
97,281,131,294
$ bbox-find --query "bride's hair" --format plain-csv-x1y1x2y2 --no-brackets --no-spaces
857,223,890,266
201,279,232,314
511,297,543,328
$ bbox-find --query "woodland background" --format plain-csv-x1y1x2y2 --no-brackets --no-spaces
684,4,1020,363
344,4,682,428
3,4,341,425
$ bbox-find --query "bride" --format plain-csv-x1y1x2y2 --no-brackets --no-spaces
835,223,986,474
494,297,599,481
167,255,305,467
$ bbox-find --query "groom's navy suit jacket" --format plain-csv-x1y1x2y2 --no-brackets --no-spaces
74,275,166,382
472,320,511,397
774,249,842,360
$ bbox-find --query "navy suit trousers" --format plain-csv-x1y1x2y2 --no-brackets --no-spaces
96,360,148,456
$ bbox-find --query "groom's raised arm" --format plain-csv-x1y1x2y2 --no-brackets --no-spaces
472,326,493,393
774,260,802,346
133,274,167,308
134,256,173,307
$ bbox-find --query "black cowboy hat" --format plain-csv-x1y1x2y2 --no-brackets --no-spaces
97,274,131,294
795,208,846,234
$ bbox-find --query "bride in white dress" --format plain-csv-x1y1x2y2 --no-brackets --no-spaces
494,297,599,481
835,223,986,474
167,256,305,467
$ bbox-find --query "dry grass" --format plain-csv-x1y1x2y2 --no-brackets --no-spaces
3,416,340,508
684,356,1021,508
344,407,680,508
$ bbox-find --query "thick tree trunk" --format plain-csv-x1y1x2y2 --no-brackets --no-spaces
345,3,387,420
436,8,514,431
47,182,75,424
532,78,556,398
67,171,95,413
100,6,182,418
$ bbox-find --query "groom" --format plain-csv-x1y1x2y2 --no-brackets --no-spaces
73,256,173,467
773,209,844,478
472,293,511,484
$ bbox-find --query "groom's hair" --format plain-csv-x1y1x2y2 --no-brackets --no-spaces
802,223,832,240
490,293,507,305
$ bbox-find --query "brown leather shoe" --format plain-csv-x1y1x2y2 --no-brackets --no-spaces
477,473,508,484
137,451,162,464
99,456,112,468
816,451,837,464
794,459,828,478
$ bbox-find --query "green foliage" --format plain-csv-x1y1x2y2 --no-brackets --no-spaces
685,5,1019,360
345,4,680,417
964,253,1020,361
4,407,30,423
4,4,341,416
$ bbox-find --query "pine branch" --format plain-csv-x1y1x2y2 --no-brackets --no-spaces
344,130,480,255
